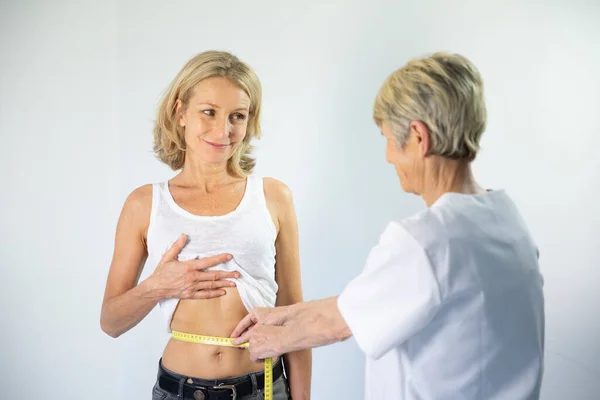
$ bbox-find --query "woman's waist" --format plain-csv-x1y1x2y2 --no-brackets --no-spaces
160,341,283,389
162,339,266,379
164,290,266,379
170,288,248,336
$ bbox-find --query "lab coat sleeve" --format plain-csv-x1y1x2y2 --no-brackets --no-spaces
337,221,442,360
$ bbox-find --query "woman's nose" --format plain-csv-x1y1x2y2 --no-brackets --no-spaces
212,118,231,139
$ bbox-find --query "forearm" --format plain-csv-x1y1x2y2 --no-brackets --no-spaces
100,278,162,338
283,349,312,400
282,296,352,354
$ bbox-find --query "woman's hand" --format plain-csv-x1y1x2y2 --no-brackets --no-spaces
231,298,352,362
230,306,291,361
231,306,290,338
147,234,240,300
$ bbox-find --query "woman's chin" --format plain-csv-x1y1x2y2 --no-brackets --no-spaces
398,179,408,192
194,152,233,166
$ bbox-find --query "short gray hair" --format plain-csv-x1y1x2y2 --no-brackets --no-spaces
373,52,487,161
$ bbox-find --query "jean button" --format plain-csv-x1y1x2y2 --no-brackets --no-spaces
193,390,205,400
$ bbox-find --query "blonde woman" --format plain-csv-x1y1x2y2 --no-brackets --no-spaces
100,51,311,400
232,52,545,400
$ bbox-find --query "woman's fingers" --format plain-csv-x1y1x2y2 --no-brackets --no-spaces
194,270,240,282
178,278,236,298
159,234,187,264
231,312,259,340
194,279,236,290
187,253,233,270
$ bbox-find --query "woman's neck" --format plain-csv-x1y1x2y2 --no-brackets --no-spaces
421,157,484,207
175,158,235,192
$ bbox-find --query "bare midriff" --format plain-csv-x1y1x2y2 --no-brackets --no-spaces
161,287,272,379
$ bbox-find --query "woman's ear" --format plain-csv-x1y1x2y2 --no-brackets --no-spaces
410,120,432,158
175,99,185,128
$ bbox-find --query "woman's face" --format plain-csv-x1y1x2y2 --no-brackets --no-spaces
178,76,251,166
381,122,425,195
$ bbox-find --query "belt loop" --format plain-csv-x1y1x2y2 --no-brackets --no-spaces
177,376,186,399
250,372,258,394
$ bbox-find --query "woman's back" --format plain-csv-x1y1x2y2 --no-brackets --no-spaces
339,190,545,400
406,190,544,398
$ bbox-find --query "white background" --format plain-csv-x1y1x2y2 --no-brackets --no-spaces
1,0,599,399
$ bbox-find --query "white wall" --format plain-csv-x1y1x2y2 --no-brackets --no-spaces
1,0,599,399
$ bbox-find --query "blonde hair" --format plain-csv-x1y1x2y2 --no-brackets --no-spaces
153,50,262,176
373,52,487,161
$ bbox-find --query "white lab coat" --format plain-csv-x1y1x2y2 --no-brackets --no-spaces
338,190,545,400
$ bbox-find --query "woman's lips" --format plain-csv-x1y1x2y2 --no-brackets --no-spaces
203,139,230,149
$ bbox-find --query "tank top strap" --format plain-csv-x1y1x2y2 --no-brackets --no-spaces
151,181,170,212
156,181,169,197
245,175,267,208
151,182,162,203
245,175,276,236
147,182,166,247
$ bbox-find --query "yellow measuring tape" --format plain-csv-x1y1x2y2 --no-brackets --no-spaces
171,330,273,400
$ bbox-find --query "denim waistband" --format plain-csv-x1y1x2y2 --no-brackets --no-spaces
158,356,283,387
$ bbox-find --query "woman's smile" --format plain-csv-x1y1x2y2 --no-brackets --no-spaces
203,138,231,149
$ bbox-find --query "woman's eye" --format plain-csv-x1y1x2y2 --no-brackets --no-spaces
202,109,215,116
231,113,247,121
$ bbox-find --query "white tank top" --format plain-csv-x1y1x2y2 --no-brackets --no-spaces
141,175,278,332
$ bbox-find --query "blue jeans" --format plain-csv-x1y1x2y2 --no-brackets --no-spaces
152,358,291,400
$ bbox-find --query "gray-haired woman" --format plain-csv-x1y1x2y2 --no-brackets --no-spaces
231,52,545,400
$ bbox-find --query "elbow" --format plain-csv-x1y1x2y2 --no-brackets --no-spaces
100,319,121,338
102,326,121,339
100,310,122,339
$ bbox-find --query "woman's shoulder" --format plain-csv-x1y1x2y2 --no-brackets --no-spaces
259,177,296,227
261,177,294,204
120,184,155,224
387,209,447,253
125,184,154,206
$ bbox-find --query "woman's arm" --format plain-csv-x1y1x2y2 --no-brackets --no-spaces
265,178,312,400
100,185,157,338
231,298,352,362
100,185,236,338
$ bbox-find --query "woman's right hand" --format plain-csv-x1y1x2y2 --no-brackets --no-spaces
147,234,240,300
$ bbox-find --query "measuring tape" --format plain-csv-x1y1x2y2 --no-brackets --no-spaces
171,330,273,400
